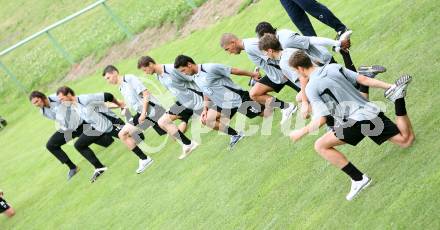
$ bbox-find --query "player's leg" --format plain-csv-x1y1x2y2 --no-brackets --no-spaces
178,122,188,133
280,0,317,36
314,131,349,168
74,134,107,182
251,78,297,123
205,108,225,131
46,131,79,180
205,108,244,149
158,112,198,160
249,81,277,105
315,130,371,201
158,104,193,144
384,76,415,147
294,0,347,34
109,125,152,172
239,91,266,118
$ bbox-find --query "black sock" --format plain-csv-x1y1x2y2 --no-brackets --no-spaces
65,159,76,170
132,146,148,160
272,98,287,109
341,162,363,181
226,126,238,136
395,98,407,116
175,130,191,145
359,85,369,94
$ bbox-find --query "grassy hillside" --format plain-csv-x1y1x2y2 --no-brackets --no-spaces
1,0,440,229
0,0,206,100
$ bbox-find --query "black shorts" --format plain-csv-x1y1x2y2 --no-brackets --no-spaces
133,110,167,136
333,112,400,146
0,197,10,213
214,90,264,119
258,75,300,93
167,101,203,123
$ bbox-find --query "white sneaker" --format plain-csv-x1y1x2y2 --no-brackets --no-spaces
179,141,199,160
335,30,352,53
90,167,108,183
136,158,153,174
384,75,412,102
346,175,372,201
280,103,297,124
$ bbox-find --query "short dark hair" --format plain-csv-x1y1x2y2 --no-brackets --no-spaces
56,86,75,96
255,21,277,38
137,56,156,69
29,90,47,101
258,34,282,51
289,50,313,69
102,65,119,76
174,55,196,69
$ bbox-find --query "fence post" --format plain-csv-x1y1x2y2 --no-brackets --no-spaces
0,60,28,94
46,31,75,64
101,2,133,39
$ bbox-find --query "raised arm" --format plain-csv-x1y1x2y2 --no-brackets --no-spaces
200,95,212,124
138,90,151,124
231,67,260,80
290,116,327,142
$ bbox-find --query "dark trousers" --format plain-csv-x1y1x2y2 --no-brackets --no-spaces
280,0,346,36
46,124,114,166
73,126,120,169
280,0,356,72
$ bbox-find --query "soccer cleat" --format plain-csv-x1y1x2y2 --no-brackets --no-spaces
357,65,387,78
229,133,245,150
384,75,412,102
280,103,298,124
334,29,352,52
67,167,80,181
136,158,153,174
179,141,199,160
90,167,108,183
346,174,372,201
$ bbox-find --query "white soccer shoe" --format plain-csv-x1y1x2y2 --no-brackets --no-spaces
90,167,108,183
335,29,353,53
385,75,412,102
280,103,298,124
179,141,199,160
346,174,372,201
136,158,153,174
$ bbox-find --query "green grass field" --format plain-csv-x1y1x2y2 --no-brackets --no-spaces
1,0,440,229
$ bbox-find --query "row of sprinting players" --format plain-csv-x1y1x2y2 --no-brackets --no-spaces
27,1,414,201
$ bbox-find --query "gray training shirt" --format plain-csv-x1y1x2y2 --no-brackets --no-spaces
73,93,118,133
306,64,381,125
156,64,204,110
41,94,82,131
279,48,301,86
243,38,287,84
40,94,60,120
119,74,161,118
192,63,243,109
276,29,333,65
